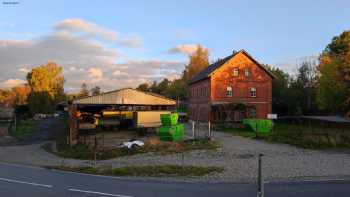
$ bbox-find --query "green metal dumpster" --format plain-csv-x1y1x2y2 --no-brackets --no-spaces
158,113,184,142
157,124,184,142
160,113,178,126
242,119,273,134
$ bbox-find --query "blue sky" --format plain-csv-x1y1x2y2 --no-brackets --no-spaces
1,0,350,91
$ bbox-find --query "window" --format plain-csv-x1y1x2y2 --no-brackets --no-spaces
250,87,256,97
233,68,239,76
226,86,233,97
244,68,251,77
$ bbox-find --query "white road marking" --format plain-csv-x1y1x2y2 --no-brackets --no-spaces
68,188,133,197
0,161,45,170
0,177,53,188
300,178,346,183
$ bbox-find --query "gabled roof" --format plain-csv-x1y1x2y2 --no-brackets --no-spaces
73,88,176,105
189,49,275,84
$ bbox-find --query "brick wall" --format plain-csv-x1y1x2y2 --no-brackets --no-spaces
211,52,272,119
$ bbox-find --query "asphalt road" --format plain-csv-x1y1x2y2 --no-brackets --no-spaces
0,162,349,197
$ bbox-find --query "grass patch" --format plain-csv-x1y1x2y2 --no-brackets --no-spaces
54,165,224,177
43,138,219,160
9,119,37,140
265,123,350,149
218,123,350,149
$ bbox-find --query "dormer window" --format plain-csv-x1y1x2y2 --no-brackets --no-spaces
233,68,239,76
245,68,251,77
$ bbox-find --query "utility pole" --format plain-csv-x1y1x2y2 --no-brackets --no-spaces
257,154,264,197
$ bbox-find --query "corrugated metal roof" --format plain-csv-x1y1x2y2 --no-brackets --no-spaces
73,88,176,105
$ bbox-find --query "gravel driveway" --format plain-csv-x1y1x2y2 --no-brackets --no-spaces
0,123,350,183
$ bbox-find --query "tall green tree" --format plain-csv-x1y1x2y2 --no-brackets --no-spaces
317,58,347,113
293,61,318,114
317,31,350,115
136,83,150,92
26,62,65,114
157,78,170,96
79,83,89,98
182,45,209,82
27,62,65,103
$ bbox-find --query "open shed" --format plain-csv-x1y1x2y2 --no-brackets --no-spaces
69,88,176,145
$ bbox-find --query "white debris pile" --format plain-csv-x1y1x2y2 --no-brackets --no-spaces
120,140,144,149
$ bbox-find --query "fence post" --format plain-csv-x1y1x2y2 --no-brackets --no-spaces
93,136,98,167
192,121,195,139
257,153,264,197
208,121,211,139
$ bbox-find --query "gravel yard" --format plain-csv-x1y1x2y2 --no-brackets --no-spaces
0,123,350,183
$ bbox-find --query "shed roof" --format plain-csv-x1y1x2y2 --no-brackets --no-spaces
189,49,275,84
73,88,176,106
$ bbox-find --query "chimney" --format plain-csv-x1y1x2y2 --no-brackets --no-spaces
232,50,237,54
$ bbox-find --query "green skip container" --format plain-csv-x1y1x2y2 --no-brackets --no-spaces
157,124,184,142
242,119,273,134
160,113,179,126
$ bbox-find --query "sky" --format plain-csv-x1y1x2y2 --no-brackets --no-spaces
0,0,350,92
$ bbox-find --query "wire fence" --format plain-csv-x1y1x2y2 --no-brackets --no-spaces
188,120,212,140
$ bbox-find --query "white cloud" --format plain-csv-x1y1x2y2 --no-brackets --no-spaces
117,35,142,48
113,70,129,76
0,19,180,92
0,79,26,88
168,44,207,55
88,67,103,79
54,18,117,42
18,68,30,73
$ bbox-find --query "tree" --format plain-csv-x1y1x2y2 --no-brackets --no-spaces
293,60,318,114
12,85,31,106
317,31,350,115
157,78,170,96
27,62,65,104
182,45,209,82
317,58,347,113
265,65,291,115
149,81,160,93
27,91,54,114
79,83,89,98
90,86,101,96
136,83,149,92
167,79,186,99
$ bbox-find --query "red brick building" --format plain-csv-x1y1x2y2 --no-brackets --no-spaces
188,50,274,122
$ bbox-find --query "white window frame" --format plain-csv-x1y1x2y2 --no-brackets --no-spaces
226,86,233,97
244,68,251,77
250,87,256,97
233,68,239,77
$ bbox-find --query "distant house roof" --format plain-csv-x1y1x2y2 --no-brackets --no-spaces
189,49,275,84
73,88,176,106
